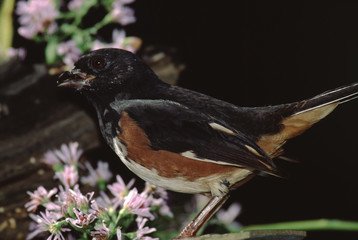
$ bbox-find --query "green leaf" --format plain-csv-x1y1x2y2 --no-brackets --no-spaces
100,0,114,11
45,37,59,65
97,179,107,191
60,23,78,35
52,163,64,173
123,231,137,239
72,31,93,53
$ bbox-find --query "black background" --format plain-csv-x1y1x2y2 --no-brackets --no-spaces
14,1,358,239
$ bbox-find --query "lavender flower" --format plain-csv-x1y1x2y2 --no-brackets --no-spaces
57,40,82,67
54,165,79,189
91,220,110,240
16,0,59,39
67,0,85,11
42,142,83,167
66,208,97,228
27,210,70,240
216,202,242,228
143,183,173,217
81,161,113,187
95,191,114,212
92,29,142,53
117,229,122,239
134,217,158,240
122,188,154,220
111,0,136,26
43,202,63,220
25,186,58,212
56,142,83,165
42,150,61,167
6,47,27,60
57,185,95,215
150,197,173,218
108,174,135,208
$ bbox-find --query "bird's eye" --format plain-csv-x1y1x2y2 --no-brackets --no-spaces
91,57,105,69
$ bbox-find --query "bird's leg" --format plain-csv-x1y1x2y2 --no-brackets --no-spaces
175,194,229,239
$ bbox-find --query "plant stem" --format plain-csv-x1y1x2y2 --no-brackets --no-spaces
88,14,113,35
239,219,358,231
0,0,15,58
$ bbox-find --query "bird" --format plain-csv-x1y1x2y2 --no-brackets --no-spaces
57,48,358,238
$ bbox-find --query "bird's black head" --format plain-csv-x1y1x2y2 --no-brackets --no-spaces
57,48,160,96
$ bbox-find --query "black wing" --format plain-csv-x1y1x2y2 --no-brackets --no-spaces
159,82,358,157
121,99,279,175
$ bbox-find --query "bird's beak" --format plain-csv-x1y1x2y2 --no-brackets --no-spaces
57,69,95,88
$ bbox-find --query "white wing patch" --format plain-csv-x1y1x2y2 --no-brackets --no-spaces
244,144,264,158
209,122,237,135
180,150,243,167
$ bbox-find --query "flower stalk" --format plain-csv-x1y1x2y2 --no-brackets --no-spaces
0,0,15,61
240,219,358,232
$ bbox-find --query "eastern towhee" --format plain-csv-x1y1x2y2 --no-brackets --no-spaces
58,48,358,238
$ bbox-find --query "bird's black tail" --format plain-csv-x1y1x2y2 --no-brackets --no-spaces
295,82,358,115
255,82,358,159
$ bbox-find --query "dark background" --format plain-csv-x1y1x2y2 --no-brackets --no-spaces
13,1,358,239
131,1,358,239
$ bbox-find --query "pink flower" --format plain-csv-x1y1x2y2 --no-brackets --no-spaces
123,188,154,220
81,161,113,187
66,208,97,228
95,191,113,211
56,142,83,165
91,220,110,240
151,197,173,218
42,142,83,167
67,0,85,11
111,0,136,26
57,40,82,67
117,229,122,239
216,202,242,228
92,29,142,53
57,185,95,214
108,174,135,208
16,0,59,39
25,186,58,212
143,183,173,217
43,202,63,220
55,165,79,188
134,217,158,240
42,150,61,166
26,210,70,240
6,47,27,60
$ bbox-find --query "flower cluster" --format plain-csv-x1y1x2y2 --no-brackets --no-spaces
14,0,141,66
26,142,172,240
16,0,59,39
0,47,27,62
